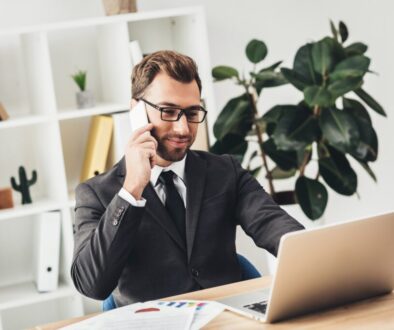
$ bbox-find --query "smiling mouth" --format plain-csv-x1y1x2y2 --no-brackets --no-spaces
167,138,190,148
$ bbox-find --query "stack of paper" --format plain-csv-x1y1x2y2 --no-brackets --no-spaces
61,300,224,330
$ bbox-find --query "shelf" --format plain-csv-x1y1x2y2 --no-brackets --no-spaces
0,6,203,36
0,114,51,130
57,102,129,120
0,199,63,222
0,281,76,310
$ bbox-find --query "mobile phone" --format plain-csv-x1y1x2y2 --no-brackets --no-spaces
129,100,149,132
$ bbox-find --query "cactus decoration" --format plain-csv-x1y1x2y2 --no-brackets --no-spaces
10,166,38,204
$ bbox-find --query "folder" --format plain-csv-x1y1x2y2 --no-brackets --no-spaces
129,40,143,66
107,110,132,167
33,211,61,292
80,115,113,182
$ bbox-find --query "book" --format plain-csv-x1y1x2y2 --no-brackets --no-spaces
33,211,61,292
0,102,9,121
107,110,132,167
80,115,114,182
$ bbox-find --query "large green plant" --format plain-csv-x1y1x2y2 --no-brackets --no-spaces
210,21,386,220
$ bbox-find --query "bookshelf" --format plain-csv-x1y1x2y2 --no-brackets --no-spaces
0,6,215,329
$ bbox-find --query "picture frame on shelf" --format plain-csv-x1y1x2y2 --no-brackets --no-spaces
0,187,14,210
0,102,9,121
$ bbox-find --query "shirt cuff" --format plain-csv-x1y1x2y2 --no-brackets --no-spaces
118,188,147,207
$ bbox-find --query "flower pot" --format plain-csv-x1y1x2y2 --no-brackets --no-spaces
76,90,95,109
102,0,137,15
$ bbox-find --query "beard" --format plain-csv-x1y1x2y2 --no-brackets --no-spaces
151,129,194,162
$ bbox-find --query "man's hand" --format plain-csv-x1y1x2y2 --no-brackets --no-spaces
123,124,157,200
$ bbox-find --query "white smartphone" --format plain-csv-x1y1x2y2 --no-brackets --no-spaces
129,100,149,132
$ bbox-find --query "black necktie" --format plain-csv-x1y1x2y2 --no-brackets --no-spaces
159,170,186,243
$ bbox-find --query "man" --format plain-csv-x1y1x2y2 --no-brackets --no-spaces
71,50,304,307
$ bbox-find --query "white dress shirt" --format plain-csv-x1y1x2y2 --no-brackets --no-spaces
118,155,187,207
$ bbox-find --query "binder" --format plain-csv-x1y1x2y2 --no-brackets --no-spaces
80,115,113,182
129,40,143,66
107,110,132,167
33,211,61,292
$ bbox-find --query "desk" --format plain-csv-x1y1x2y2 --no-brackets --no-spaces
36,276,394,329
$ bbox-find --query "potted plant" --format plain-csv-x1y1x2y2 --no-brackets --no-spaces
210,21,386,220
71,70,95,109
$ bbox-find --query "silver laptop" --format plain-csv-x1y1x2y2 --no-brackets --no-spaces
219,211,394,323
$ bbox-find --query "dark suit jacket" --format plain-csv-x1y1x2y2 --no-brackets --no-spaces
71,150,304,306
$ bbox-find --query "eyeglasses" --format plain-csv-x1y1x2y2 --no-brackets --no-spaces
138,98,207,123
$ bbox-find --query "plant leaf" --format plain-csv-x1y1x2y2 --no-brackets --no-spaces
270,166,297,179
262,139,299,171
246,39,268,64
293,43,322,85
330,20,338,41
354,88,387,117
330,55,370,80
253,71,287,94
327,76,363,98
319,107,360,153
343,98,378,161
272,106,319,151
318,145,357,195
345,42,368,56
281,68,309,91
213,94,253,140
304,86,334,107
250,166,263,178
295,176,328,220
261,105,286,136
355,159,377,182
212,66,239,81
312,37,337,75
210,133,248,161
259,61,283,73
339,21,349,43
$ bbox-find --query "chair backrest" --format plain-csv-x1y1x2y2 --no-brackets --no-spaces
102,253,261,311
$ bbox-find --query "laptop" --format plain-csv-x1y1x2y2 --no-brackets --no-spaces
218,211,394,323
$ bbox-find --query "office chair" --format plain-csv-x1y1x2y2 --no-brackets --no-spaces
102,253,261,311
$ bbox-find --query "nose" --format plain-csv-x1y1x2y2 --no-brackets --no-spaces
172,113,190,135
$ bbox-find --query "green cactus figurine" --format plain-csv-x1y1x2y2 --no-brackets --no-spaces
10,166,38,204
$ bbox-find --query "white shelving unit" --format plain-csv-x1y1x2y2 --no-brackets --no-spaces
0,6,215,329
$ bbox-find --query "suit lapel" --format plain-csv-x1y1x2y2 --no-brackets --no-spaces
185,151,207,261
116,157,186,251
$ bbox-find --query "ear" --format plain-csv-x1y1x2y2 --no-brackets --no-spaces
130,98,138,109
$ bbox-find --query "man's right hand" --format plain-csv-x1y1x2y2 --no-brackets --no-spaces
123,124,158,200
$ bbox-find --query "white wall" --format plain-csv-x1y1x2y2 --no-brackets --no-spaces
1,0,393,275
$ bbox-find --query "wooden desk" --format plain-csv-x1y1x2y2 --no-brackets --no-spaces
36,277,394,329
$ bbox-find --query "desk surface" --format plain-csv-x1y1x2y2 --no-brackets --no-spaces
36,277,394,329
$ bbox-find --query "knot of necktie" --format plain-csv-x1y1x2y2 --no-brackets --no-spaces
159,170,175,186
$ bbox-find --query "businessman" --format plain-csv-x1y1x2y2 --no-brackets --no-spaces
71,50,304,307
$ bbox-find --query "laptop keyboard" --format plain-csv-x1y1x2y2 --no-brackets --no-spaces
243,301,268,314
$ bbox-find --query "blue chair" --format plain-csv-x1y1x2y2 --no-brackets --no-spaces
103,253,260,311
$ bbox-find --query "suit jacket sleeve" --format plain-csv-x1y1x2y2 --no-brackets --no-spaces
230,156,305,256
71,182,146,300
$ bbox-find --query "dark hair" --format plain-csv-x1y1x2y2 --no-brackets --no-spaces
131,50,202,98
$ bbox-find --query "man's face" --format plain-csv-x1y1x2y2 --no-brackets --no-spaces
140,72,200,165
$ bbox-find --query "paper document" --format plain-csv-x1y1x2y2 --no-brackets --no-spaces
61,300,224,330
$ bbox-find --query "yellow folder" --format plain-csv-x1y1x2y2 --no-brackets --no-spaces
80,115,113,182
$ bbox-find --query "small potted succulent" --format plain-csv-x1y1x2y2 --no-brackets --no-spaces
71,70,95,109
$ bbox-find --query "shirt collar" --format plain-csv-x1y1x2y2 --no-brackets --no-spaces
150,154,187,186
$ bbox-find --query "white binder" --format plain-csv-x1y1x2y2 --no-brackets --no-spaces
106,111,132,167
33,211,61,292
